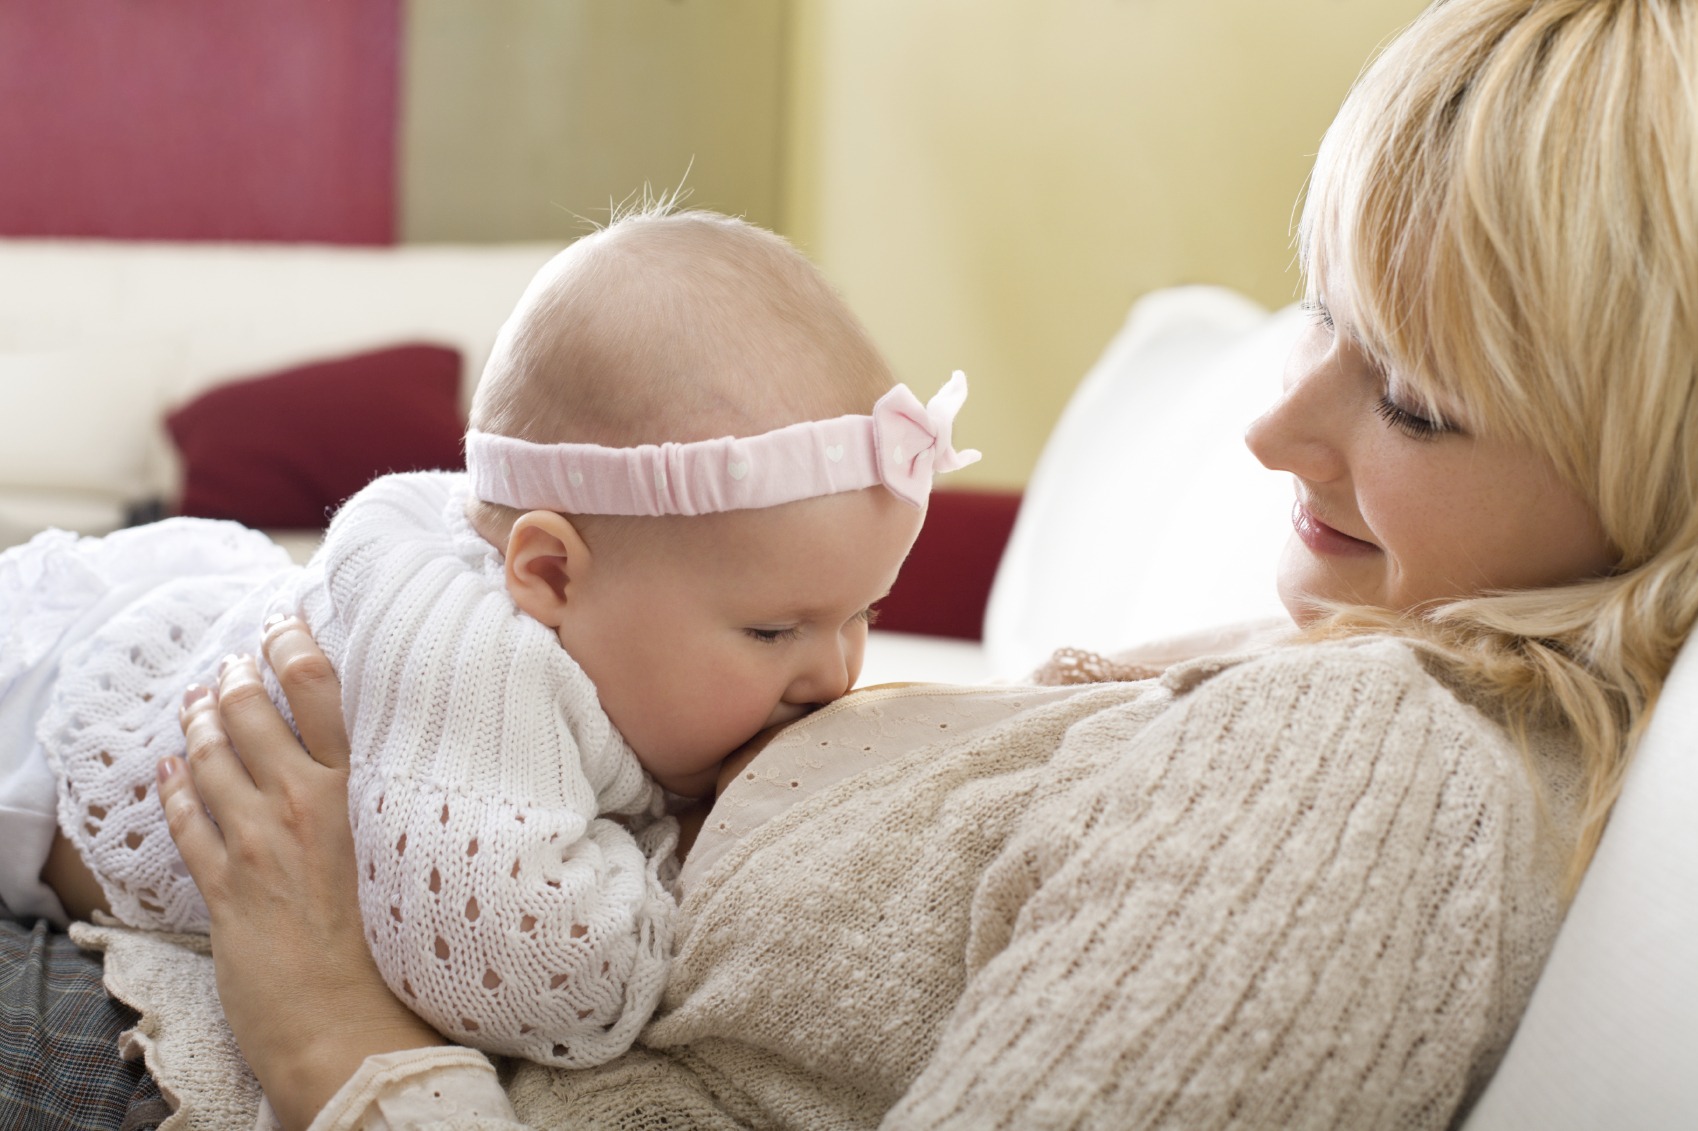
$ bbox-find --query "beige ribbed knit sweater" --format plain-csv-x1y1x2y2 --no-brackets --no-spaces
78,635,1581,1130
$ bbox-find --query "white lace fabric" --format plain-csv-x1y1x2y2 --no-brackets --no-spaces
33,520,298,931
37,472,678,1067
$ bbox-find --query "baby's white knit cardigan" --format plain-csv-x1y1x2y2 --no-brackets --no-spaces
43,472,677,1066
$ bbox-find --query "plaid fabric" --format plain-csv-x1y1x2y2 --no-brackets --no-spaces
0,914,168,1131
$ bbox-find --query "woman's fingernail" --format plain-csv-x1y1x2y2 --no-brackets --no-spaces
218,653,248,678
183,684,210,709
157,756,182,782
263,613,290,632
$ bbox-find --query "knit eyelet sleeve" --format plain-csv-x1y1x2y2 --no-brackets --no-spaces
311,474,677,1069
884,641,1556,1130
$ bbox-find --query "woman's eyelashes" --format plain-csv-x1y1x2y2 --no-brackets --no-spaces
1374,393,1450,440
1300,298,1453,440
743,606,880,645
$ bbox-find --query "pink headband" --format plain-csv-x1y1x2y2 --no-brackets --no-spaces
466,371,980,515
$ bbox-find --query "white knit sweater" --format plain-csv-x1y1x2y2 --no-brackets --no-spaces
43,472,678,1066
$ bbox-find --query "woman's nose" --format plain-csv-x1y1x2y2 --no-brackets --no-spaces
1245,350,1348,483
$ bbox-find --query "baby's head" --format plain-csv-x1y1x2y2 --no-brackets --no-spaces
470,209,896,455
466,210,963,796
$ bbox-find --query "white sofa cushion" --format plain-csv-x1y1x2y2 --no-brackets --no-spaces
983,285,1301,679
0,339,177,497
1462,633,1698,1129
0,240,560,410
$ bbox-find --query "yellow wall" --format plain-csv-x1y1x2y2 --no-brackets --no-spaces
780,1,1431,488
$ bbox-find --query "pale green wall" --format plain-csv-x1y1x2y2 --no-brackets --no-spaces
399,0,787,241
781,0,1432,487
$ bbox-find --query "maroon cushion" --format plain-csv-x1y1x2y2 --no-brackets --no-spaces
167,343,464,529
874,488,1022,641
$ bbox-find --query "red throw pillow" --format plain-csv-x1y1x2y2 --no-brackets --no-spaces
167,343,465,529
873,487,1022,641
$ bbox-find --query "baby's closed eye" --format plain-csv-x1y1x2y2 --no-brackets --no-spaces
744,605,878,644
744,626,802,644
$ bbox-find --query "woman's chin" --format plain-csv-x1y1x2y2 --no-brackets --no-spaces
1276,541,1368,626
1278,592,1323,628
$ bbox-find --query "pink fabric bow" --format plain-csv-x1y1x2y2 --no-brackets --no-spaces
871,371,981,507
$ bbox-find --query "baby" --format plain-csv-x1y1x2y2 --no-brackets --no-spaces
0,209,978,1066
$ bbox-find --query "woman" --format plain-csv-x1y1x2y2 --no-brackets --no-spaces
11,0,1698,1126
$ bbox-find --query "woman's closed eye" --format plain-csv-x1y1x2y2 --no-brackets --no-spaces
1301,297,1449,439
1374,393,1452,440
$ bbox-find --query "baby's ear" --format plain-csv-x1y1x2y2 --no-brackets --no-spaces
504,511,591,628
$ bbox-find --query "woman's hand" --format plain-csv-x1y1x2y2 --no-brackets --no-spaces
159,617,444,1131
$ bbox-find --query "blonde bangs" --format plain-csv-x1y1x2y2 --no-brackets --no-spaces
1297,0,1698,896
1302,0,1698,563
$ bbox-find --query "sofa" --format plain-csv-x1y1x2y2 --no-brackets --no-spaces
0,238,565,558
1,238,1691,1126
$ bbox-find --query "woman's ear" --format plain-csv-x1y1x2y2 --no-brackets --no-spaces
504,511,592,628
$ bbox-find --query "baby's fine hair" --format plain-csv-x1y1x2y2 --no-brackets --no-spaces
470,207,895,449
1300,0,1698,891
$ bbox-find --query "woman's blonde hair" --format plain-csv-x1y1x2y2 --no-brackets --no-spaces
1300,0,1698,891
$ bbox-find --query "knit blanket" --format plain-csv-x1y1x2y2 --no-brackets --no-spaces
75,636,1581,1129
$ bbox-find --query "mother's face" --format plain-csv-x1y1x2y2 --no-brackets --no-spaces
1244,291,1617,624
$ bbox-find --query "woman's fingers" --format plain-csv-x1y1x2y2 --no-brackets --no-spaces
156,742,227,894
261,616,350,772
201,650,319,795
177,677,262,816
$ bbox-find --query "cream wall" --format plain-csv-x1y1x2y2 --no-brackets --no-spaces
780,0,1431,488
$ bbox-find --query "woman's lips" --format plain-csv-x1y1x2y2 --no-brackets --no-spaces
1292,502,1379,557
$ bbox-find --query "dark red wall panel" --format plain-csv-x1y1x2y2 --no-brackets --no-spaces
0,0,399,243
